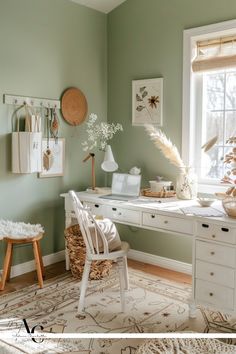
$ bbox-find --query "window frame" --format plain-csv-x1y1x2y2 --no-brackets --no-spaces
182,19,236,194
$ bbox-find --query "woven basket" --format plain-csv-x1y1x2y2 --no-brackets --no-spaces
142,188,176,198
64,224,112,280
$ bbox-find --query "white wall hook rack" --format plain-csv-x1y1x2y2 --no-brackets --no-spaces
4,94,61,109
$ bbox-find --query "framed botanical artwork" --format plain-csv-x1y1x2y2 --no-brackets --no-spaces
39,138,65,178
132,78,163,126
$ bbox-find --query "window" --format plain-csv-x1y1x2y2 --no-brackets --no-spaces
197,69,236,182
182,20,236,193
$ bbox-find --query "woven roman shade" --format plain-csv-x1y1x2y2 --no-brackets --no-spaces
192,35,236,72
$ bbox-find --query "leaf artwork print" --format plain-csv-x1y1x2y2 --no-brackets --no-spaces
136,105,145,112
136,87,159,112
136,94,142,102
133,78,163,126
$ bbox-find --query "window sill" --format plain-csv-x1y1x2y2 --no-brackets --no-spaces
197,182,227,196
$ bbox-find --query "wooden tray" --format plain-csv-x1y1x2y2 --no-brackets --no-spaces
142,188,176,198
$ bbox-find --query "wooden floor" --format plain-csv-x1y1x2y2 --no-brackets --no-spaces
0,259,191,296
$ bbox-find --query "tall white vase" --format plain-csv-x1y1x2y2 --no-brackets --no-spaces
176,167,198,200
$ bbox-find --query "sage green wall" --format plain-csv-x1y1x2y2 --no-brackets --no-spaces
108,0,236,263
0,0,107,266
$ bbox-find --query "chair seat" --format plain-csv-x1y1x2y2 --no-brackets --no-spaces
4,233,43,244
88,241,130,261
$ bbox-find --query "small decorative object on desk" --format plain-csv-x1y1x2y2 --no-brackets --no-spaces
145,125,197,199
221,136,236,217
176,166,198,200
197,197,215,207
142,188,176,198
129,166,141,175
149,179,172,192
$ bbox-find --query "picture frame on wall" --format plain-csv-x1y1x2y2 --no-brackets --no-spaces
39,138,65,178
132,77,163,126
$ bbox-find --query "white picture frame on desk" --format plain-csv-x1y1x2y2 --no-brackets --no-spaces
39,138,65,178
132,77,163,126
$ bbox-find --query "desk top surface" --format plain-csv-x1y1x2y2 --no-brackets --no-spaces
60,191,236,226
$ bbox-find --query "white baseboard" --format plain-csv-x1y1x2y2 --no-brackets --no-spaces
128,249,192,275
1,248,191,279
8,250,65,278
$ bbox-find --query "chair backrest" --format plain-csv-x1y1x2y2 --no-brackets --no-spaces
69,191,109,256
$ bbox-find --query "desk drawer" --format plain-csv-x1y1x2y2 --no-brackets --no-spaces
84,202,104,216
197,222,236,244
142,212,193,235
195,279,234,310
196,260,235,288
105,206,140,225
196,240,236,268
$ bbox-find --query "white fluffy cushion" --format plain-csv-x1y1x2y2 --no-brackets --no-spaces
0,220,44,240
89,218,121,252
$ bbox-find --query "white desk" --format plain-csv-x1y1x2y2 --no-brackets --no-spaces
61,192,236,317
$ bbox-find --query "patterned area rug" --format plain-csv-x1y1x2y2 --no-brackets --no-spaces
0,267,236,353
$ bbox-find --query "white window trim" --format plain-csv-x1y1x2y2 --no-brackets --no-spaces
182,19,236,194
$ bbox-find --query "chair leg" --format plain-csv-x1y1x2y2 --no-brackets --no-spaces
32,241,44,289
117,258,126,312
6,244,14,281
0,242,13,291
36,240,45,279
123,256,129,291
78,259,91,313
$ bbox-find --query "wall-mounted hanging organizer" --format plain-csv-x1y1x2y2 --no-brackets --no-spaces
4,94,61,109
4,93,61,174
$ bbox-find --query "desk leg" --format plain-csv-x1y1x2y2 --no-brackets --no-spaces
65,212,72,271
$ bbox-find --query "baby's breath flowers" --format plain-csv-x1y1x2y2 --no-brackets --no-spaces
82,113,123,151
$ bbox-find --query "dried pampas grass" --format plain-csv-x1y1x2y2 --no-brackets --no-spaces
145,125,185,170
201,135,218,152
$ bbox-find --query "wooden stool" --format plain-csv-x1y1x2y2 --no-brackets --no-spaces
0,232,45,291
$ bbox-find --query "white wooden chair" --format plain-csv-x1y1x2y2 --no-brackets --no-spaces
69,190,130,313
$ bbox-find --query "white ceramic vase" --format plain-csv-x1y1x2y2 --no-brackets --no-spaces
176,167,198,200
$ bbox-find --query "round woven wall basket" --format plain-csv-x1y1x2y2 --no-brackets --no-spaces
61,87,88,126
64,224,113,280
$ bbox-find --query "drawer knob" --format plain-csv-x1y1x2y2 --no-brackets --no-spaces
212,234,216,238
209,292,214,297
151,215,155,219
210,251,215,255
202,223,209,228
221,227,229,232
164,220,168,224
210,272,214,276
